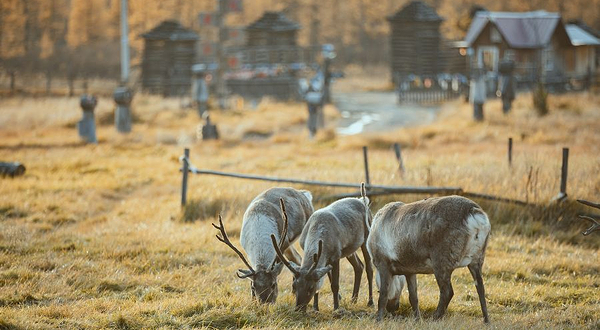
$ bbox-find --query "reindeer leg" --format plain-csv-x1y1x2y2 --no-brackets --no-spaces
331,260,340,310
432,268,454,320
326,270,341,302
314,270,334,311
406,273,421,320
361,244,374,307
376,266,392,321
468,263,490,323
346,253,364,304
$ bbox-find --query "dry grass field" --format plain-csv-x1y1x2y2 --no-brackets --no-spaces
0,89,599,329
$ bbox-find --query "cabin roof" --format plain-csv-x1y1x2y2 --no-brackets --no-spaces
141,20,199,41
565,24,600,46
246,12,301,32
464,11,562,48
387,1,443,22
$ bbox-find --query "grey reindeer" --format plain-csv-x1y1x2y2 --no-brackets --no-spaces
213,187,313,303
367,195,491,323
271,184,374,311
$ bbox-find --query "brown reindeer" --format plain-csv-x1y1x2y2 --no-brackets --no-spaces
367,196,491,323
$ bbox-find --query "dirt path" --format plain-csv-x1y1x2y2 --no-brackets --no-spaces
332,91,440,135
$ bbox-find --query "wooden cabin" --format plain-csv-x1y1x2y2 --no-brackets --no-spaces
246,11,300,47
461,11,589,88
564,23,599,80
387,1,444,81
141,20,199,96
225,11,311,100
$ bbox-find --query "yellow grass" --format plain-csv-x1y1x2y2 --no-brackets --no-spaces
0,90,599,329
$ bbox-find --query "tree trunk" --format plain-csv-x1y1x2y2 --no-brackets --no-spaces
309,1,320,46
68,74,75,97
45,69,52,95
9,71,16,92
358,0,369,63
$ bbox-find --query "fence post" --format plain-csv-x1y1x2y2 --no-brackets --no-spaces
559,147,569,196
362,146,370,188
508,137,513,167
551,147,569,203
181,148,190,207
393,143,405,175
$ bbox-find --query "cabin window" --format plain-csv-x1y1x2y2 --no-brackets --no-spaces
478,46,499,72
543,48,554,71
490,27,502,43
503,50,516,61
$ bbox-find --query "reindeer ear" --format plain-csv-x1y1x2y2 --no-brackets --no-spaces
237,269,255,279
301,190,313,203
313,265,333,279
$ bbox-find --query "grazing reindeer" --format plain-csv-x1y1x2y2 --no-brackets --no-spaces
367,195,491,323
271,184,374,311
376,272,406,313
212,187,313,303
577,199,600,235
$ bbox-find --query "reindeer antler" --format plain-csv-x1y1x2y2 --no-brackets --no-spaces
308,240,323,274
577,199,600,236
271,234,300,276
270,198,289,270
212,214,256,278
279,198,289,250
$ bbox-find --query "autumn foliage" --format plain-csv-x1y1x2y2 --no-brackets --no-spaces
0,0,599,82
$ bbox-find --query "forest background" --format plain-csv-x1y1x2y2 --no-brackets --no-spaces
1,0,599,86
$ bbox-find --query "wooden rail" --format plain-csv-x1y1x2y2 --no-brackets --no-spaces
179,148,530,207
185,167,461,195
179,146,573,208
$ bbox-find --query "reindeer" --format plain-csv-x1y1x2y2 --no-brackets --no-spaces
577,199,600,235
376,272,406,314
271,184,374,311
212,187,313,303
367,195,491,323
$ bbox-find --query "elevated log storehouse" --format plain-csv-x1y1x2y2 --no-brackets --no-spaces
141,20,199,96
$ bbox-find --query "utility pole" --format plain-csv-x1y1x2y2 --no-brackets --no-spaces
114,0,133,133
216,0,226,109
199,0,243,109
120,0,130,83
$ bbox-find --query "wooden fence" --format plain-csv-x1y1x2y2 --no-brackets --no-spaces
398,88,462,104
224,45,321,65
227,77,299,101
179,138,571,207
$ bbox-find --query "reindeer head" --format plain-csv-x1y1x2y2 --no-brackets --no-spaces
212,198,292,304
243,262,285,303
213,214,284,303
271,236,332,311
